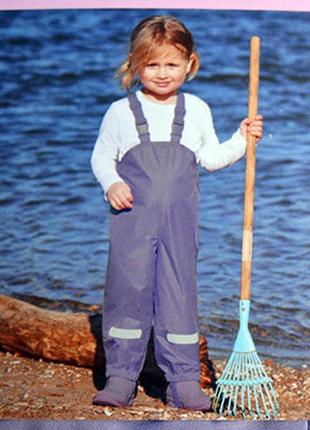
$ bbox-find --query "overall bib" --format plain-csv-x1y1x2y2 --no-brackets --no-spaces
102,92,200,383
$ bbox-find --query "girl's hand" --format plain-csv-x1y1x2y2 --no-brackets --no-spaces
240,114,263,143
107,181,133,210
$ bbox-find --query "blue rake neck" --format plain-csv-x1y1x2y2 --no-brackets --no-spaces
233,299,256,353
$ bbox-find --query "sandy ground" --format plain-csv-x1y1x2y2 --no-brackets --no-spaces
0,350,309,421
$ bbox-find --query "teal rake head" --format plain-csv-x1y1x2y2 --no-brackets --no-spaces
212,300,280,419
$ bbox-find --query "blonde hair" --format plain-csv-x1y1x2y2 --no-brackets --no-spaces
117,15,200,89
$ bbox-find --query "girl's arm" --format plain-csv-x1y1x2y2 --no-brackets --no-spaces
91,106,133,209
198,104,263,171
91,106,125,199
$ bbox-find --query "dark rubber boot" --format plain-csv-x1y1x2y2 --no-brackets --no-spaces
166,380,211,411
92,376,137,407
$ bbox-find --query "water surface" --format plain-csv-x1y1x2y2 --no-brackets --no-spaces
0,9,309,366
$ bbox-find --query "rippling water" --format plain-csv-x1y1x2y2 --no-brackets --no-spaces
0,9,309,366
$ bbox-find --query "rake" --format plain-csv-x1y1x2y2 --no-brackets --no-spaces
212,36,280,419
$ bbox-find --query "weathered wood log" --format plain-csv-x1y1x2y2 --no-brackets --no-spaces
0,295,215,388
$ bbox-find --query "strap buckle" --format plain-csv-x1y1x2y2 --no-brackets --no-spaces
137,123,149,136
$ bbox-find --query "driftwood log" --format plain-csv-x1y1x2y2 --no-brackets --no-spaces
0,295,215,389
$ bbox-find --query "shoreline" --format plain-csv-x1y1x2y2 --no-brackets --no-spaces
4,292,307,369
0,350,308,420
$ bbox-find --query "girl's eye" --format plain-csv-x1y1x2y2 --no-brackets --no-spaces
168,63,179,67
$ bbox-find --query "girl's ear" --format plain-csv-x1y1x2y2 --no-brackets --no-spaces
186,53,196,74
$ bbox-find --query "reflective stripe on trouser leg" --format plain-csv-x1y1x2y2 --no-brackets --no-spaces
153,192,201,382
102,211,157,380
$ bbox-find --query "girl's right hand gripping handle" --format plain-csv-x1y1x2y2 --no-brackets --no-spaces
240,36,260,300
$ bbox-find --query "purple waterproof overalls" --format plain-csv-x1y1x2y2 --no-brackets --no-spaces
102,92,201,383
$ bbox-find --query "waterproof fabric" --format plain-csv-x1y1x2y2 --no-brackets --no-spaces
102,92,201,382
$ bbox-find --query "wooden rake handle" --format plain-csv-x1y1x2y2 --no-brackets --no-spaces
240,36,261,300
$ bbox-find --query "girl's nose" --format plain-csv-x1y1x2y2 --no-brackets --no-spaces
157,66,168,78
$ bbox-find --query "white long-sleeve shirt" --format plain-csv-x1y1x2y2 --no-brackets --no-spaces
91,90,247,195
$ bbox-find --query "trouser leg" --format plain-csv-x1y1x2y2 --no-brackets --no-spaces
102,213,157,381
153,209,201,382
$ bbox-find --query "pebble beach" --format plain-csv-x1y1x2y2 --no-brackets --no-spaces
0,350,308,421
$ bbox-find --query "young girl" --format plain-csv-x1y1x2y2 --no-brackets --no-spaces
91,15,263,411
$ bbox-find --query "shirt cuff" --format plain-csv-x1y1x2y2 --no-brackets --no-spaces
233,128,247,156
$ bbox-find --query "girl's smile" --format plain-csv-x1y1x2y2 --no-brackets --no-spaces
140,43,194,104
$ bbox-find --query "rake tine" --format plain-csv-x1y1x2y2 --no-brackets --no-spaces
250,354,263,418
254,352,279,417
226,355,239,414
233,354,242,415
219,381,229,415
253,354,271,418
215,356,232,414
241,357,246,414
213,384,221,412
245,355,254,418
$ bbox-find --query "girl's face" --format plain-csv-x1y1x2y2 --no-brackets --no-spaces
139,43,194,103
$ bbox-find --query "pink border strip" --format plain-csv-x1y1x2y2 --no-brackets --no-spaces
0,0,309,11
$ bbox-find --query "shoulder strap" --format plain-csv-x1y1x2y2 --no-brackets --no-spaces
128,92,186,145
170,93,186,144
128,93,151,144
